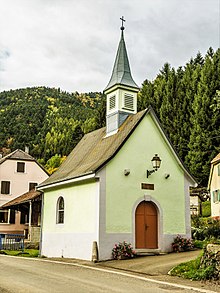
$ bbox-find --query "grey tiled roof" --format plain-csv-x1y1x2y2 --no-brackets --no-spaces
0,149,35,165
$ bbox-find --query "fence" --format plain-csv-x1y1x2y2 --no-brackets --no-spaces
0,234,25,251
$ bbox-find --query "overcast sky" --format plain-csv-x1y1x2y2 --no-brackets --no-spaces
0,0,219,93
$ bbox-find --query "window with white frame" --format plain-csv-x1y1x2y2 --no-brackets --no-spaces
0,209,15,224
213,190,220,203
0,209,9,223
1,181,10,194
57,197,64,224
17,162,25,173
29,182,38,191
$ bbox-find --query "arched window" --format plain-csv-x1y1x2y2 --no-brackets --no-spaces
57,197,64,224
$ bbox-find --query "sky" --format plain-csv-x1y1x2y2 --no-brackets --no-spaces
0,0,219,93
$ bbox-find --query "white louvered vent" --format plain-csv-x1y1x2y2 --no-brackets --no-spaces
123,94,134,110
109,95,116,110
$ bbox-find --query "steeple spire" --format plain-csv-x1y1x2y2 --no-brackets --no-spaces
104,18,139,136
104,19,139,92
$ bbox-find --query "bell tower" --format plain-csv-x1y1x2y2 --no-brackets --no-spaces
104,17,139,136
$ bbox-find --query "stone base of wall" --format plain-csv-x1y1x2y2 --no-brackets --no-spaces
29,226,41,244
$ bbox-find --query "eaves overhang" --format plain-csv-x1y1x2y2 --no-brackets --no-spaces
37,172,96,191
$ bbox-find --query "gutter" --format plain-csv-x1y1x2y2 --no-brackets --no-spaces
37,173,96,191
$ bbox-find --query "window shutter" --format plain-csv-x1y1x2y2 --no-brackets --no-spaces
9,209,15,224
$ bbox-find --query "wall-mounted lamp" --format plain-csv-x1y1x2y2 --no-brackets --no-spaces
124,169,130,176
164,173,170,179
147,154,161,178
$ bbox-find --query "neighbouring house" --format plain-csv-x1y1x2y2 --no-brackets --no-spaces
190,187,210,216
1,189,42,244
190,194,201,216
0,149,48,235
208,152,220,219
38,23,197,261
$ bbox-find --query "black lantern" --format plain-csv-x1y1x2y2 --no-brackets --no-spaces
147,154,161,178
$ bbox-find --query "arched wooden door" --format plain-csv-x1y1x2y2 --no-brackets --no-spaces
135,201,158,249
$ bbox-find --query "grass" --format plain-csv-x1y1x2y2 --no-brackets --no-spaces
170,254,216,281
0,249,39,257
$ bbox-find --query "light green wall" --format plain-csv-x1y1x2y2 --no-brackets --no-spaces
106,113,186,234
43,180,99,234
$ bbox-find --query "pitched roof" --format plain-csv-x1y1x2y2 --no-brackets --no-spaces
0,149,49,175
39,107,197,189
1,189,42,208
0,149,35,165
104,29,139,92
208,152,220,190
211,152,220,164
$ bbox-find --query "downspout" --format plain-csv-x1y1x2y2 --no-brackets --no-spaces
39,193,44,256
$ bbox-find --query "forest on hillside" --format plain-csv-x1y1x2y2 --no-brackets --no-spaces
0,47,219,185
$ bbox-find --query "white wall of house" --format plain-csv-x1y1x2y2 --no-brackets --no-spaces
0,159,48,205
190,196,201,215
0,158,48,233
210,163,220,218
41,180,99,260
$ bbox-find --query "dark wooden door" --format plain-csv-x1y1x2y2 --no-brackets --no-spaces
135,201,158,249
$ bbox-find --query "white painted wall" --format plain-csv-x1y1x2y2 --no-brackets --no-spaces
41,180,99,260
210,163,220,217
0,159,48,206
0,158,48,233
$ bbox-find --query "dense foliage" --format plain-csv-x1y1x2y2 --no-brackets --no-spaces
191,216,220,241
138,48,220,185
0,48,219,183
0,87,106,165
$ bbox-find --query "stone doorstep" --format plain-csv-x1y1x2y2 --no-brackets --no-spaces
135,249,161,256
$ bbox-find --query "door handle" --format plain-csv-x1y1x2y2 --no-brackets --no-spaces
145,224,149,230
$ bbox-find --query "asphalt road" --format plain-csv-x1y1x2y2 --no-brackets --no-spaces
0,255,210,293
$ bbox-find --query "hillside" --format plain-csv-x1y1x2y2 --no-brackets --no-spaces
0,87,106,163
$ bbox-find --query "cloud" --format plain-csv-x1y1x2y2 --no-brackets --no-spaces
0,0,219,92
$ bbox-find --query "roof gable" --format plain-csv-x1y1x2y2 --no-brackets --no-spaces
0,149,35,164
0,149,48,175
39,107,196,189
208,152,220,189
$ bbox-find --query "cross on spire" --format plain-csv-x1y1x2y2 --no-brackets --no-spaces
120,16,126,30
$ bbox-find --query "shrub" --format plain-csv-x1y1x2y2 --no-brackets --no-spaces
191,216,220,241
172,235,194,252
201,201,211,217
112,241,136,260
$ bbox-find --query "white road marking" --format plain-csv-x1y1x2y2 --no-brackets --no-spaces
1,255,218,293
